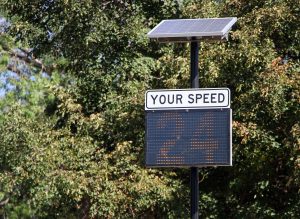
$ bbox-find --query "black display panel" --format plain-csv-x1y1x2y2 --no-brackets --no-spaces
145,109,231,167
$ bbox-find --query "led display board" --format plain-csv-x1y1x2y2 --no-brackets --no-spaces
145,89,232,167
145,109,232,167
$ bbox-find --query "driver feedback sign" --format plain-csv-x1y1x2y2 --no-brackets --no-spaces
145,88,232,167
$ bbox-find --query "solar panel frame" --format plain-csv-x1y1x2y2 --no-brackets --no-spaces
147,17,237,42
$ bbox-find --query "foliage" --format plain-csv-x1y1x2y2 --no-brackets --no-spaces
0,0,299,218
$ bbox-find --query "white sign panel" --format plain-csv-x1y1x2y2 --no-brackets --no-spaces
145,88,230,110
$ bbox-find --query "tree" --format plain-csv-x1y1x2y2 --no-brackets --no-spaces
0,0,299,218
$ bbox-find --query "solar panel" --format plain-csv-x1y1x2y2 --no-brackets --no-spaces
147,17,237,42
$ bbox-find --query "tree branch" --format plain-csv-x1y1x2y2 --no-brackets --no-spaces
1,38,55,75
0,197,9,206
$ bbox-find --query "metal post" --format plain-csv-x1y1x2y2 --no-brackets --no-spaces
191,41,199,88
190,41,199,219
191,167,199,219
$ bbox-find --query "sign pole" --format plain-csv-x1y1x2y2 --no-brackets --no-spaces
190,40,199,219
191,41,199,88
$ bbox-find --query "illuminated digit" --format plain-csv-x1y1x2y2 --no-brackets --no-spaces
189,112,219,163
156,112,184,165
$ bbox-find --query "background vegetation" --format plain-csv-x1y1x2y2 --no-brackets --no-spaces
0,0,299,218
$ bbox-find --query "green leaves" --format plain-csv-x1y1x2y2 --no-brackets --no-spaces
0,0,299,218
